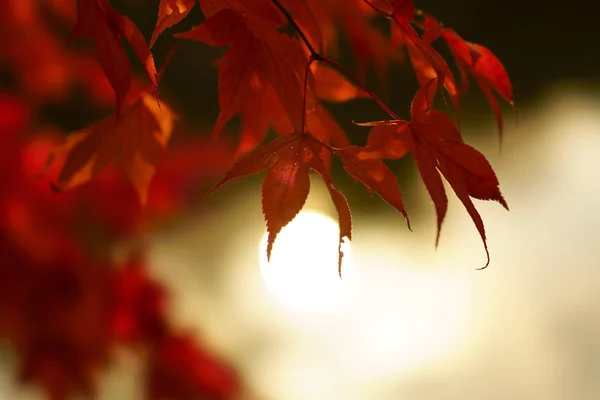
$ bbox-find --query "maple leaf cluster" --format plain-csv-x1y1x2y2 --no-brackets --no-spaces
0,0,514,397
46,0,513,272
149,0,511,272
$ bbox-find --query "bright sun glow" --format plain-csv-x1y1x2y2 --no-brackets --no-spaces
258,211,355,310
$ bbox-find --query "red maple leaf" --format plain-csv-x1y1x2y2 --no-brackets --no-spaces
312,63,369,102
420,14,514,140
230,61,360,164
381,0,458,108
176,6,314,138
333,145,410,228
362,83,508,268
150,0,198,48
48,91,176,205
73,0,158,115
208,128,413,275
306,0,402,79
207,132,352,275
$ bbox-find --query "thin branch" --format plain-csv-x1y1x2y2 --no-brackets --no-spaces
363,0,427,31
270,0,321,60
309,132,336,153
301,55,315,132
269,0,400,121
321,57,401,120
362,0,392,17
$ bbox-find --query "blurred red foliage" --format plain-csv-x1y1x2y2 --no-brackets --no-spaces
0,91,240,399
0,2,240,396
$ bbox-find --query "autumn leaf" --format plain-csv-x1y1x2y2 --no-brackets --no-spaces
233,83,293,158
224,67,354,167
392,18,451,96
176,7,314,138
260,141,312,260
278,0,324,53
73,0,158,115
306,104,350,170
174,6,248,46
231,93,351,178
361,123,409,160
366,85,507,268
334,146,410,228
50,92,175,205
306,0,403,79
150,0,197,48
369,0,458,108
444,31,513,140
177,3,360,165
404,38,460,110
309,141,352,277
421,15,514,140
207,132,352,275
312,64,368,102
230,60,358,163
198,0,286,38
393,0,415,24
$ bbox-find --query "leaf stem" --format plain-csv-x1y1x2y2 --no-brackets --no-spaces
157,43,179,83
362,0,392,17
308,132,336,153
363,0,427,31
321,57,401,120
269,0,400,121
270,0,321,60
301,56,315,132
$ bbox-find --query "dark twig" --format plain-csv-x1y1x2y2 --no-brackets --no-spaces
301,55,315,132
321,57,401,120
269,0,400,121
270,0,322,60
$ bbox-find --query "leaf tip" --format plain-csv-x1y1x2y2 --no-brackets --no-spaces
475,239,491,270
149,31,160,50
434,228,441,249
266,231,277,263
204,178,226,199
475,257,490,271
498,193,509,211
337,246,344,279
